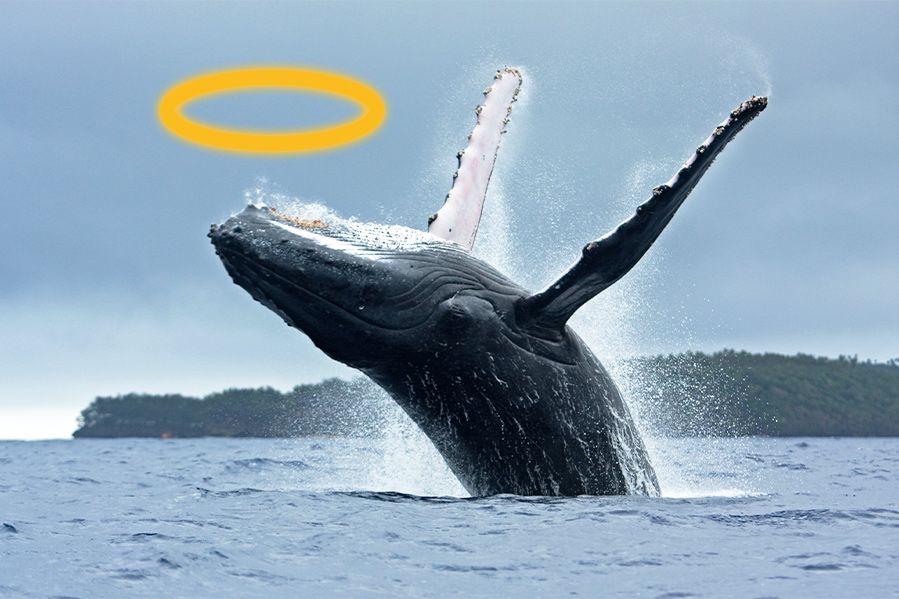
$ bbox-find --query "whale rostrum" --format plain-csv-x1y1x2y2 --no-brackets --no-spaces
209,69,767,496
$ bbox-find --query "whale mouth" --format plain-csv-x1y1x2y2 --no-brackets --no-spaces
213,244,359,325
208,209,349,312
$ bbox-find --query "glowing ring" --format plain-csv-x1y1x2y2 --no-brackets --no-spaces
157,66,387,154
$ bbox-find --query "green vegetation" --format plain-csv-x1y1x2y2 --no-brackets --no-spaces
74,378,385,439
74,351,899,438
628,350,899,436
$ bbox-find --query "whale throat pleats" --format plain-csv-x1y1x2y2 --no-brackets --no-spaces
428,67,522,250
520,96,769,334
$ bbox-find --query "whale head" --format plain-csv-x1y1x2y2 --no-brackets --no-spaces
209,204,530,372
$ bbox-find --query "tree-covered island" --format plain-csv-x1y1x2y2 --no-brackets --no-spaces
73,351,899,438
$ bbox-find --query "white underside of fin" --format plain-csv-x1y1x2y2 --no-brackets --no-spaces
428,67,522,251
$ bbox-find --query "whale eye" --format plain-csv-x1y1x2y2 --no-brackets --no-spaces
438,295,494,328
446,301,469,320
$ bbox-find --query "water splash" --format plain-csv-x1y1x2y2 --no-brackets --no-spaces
244,178,342,222
471,171,513,275
364,403,467,497
245,179,448,253
718,36,774,99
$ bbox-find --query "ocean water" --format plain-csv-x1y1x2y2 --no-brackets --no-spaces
1,437,897,598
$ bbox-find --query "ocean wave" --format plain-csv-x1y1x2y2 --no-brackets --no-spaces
224,457,311,472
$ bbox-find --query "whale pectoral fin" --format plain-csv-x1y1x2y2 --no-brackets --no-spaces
428,67,522,250
519,96,768,333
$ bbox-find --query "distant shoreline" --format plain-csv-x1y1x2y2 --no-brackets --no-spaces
73,350,899,439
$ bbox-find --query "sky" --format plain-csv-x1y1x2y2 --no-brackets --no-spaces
1,1,897,439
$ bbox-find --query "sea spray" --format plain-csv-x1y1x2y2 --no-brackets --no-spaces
364,402,467,497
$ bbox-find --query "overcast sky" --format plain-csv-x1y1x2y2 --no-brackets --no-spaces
1,1,897,438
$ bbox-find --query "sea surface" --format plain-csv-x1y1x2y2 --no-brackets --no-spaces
1,437,897,598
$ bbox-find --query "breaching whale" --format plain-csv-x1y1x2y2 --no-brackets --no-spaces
209,68,767,496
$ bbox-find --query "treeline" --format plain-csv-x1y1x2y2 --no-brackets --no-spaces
74,378,386,439
628,350,899,437
73,351,899,438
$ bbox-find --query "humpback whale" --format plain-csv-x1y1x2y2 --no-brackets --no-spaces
209,68,767,496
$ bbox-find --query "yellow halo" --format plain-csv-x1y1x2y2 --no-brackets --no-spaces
157,66,387,154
